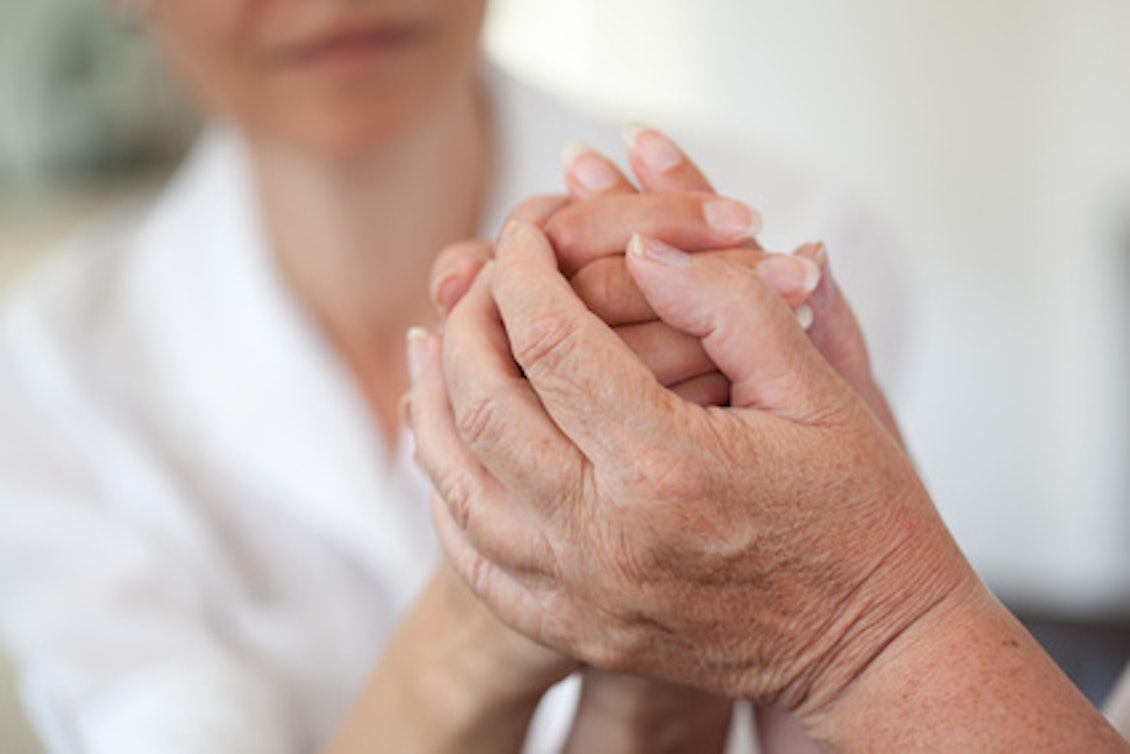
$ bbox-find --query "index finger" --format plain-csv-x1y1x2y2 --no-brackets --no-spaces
491,221,679,463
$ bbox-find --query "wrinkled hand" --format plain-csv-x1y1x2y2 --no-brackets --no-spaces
562,126,901,437
430,132,821,409
406,217,974,725
422,129,838,751
424,131,777,752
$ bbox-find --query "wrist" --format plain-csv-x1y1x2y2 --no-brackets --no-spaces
372,568,562,750
772,484,978,721
800,580,1128,752
409,654,543,745
795,573,985,743
564,670,732,753
407,571,555,723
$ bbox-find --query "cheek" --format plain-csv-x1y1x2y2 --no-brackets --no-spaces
151,2,263,120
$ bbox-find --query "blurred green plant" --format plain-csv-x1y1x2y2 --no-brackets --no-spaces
0,0,197,192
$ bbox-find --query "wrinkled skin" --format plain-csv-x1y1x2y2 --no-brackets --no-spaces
408,135,1130,752
420,129,829,751
410,219,967,713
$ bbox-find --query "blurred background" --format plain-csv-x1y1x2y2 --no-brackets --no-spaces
2,0,1129,750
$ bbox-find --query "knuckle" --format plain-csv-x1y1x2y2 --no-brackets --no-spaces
432,467,477,532
455,392,502,450
510,309,580,375
634,447,709,504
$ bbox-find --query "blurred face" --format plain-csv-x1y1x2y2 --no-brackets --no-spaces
149,0,489,157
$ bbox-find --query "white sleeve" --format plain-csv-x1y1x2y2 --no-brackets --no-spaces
0,332,301,754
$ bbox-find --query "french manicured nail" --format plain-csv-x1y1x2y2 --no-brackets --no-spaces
621,122,682,173
795,304,815,330
629,233,692,268
798,241,835,312
811,241,829,269
561,140,618,193
704,199,762,238
407,327,429,381
756,254,822,297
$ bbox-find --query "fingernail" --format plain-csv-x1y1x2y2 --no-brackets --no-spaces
795,304,815,330
756,254,822,297
432,275,464,314
704,199,762,238
621,122,682,173
561,140,618,193
629,233,692,268
399,395,413,430
407,327,429,381
798,241,835,313
811,241,829,270
500,219,522,242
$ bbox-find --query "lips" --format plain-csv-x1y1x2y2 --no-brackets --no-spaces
279,20,431,69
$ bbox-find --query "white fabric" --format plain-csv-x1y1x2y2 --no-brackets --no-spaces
1104,663,1130,742
0,70,903,753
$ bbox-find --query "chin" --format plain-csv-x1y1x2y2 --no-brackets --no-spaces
256,69,462,161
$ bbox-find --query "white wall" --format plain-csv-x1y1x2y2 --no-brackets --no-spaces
485,0,1130,615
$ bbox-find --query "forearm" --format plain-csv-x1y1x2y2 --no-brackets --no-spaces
804,583,1130,753
322,649,539,754
320,567,552,754
562,669,732,754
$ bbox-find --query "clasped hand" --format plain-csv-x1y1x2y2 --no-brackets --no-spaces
407,129,974,733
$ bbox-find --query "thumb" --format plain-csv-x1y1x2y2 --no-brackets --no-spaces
625,234,849,417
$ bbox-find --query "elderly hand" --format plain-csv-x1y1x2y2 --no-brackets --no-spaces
430,133,823,410
408,218,966,709
423,128,838,752
424,133,790,753
408,216,1130,750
